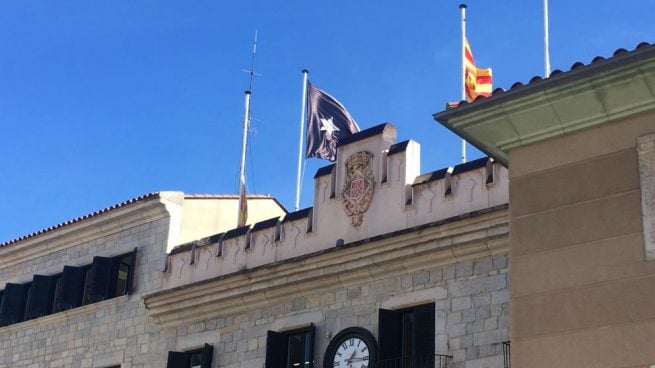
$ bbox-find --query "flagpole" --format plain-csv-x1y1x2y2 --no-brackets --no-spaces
460,3,467,163
238,90,251,226
295,69,309,211
544,0,551,77
237,31,259,226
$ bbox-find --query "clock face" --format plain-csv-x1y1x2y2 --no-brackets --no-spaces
323,327,377,368
333,337,370,368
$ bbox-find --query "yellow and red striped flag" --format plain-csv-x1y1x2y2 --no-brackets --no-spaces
464,37,493,101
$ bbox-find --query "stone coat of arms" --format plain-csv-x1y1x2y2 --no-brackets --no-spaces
341,151,376,226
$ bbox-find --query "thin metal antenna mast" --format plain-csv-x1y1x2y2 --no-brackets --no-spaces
237,31,261,226
242,30,262,91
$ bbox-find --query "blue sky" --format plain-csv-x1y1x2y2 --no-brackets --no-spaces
1,1,653,242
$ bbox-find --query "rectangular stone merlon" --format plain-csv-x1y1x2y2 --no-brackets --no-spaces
314,164,336,213
387,140,421,206
638,132,655,260
335,123,397,197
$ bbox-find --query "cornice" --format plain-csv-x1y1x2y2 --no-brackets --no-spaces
0,195,178,270
0,295,129,336
144,207,509,327
435,55,655,166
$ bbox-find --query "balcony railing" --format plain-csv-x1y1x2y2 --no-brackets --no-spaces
377,354,453,368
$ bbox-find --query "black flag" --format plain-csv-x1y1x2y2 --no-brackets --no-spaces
306,81,360,161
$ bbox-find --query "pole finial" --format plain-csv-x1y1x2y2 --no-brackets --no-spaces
459,3,467,9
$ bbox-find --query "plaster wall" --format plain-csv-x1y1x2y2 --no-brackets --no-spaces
164,125,509,289
508,110,655,368
177,197,286,248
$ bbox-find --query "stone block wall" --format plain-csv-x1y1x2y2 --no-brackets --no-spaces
0,216,170,368
154,253,509,368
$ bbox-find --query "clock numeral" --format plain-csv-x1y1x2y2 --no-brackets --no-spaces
361,346,368,353
336,352,342,357
348,338,354,346
363,356,369,361
341,343,348,350
333,362,340,367
357,340,361,347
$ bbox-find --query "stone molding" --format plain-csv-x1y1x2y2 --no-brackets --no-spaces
638,132,655,260
165,163,508,290
0,295,129,337
435,55,655,166
144,207,509,327
0,194,181,269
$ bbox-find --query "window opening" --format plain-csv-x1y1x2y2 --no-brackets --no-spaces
0,249,137,328
266,325,315,368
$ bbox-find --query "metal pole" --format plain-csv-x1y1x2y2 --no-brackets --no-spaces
237,90,251,225
460,3,467,163
236,31,259,226
295,70,309,211
544,0,551,77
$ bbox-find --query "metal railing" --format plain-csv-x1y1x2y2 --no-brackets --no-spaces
502,341,511,368
377,354,453,368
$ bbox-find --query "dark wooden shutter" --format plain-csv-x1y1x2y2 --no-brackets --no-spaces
307,324,316,367
90,256,118,302
166,351,188,368
201,343,213,368
126,247,138,294
413,303,435,368
0,283,30,325
378,308,403,361
58,266,87,310
265,330,289,368
25,275,57,319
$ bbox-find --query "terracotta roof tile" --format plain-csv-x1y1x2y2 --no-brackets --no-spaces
0,192,160,248
1,193,284,248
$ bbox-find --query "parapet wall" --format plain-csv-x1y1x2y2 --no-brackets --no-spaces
163,123,509,289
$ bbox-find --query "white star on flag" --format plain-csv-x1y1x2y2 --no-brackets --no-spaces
319,116,340,138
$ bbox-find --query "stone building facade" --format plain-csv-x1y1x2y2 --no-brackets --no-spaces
3,41,655,368
0,193,285,367
145,124,511,368
436,42,655,367
0,123,511,368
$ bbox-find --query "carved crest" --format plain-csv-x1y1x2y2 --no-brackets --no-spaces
341,151,375,226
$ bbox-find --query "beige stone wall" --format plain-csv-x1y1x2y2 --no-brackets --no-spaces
508,111,655,368
176,197,287,248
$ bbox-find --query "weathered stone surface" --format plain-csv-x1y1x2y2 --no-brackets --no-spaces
638,133,655,261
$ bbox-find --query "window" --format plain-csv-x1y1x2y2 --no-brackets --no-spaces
51,274,63,314
378,303,435,368
265,325,315,368
166,344,213,368
88,249,137,302
25,274,56,319
0,248,137,327
0,283,30,326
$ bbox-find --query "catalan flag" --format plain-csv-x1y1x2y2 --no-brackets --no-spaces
464,37,493,101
